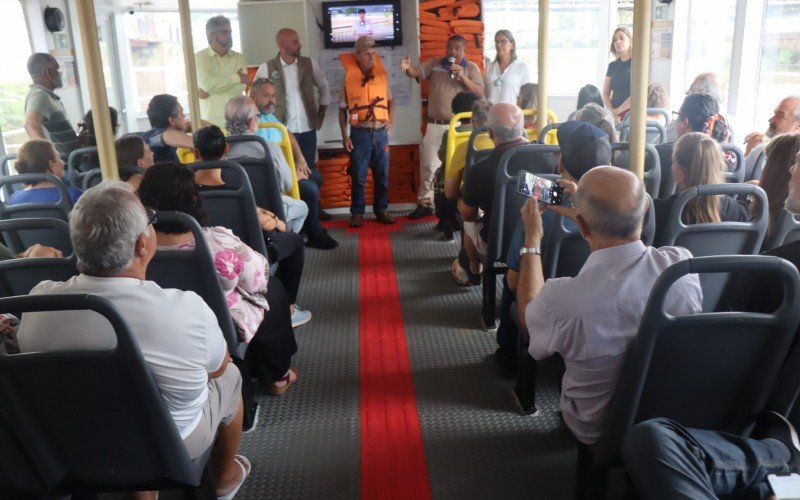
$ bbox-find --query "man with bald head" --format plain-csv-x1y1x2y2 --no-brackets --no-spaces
456,102,528,284
255,29,330,183
517,166,702,445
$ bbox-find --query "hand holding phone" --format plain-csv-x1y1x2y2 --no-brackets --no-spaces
516,170,569,206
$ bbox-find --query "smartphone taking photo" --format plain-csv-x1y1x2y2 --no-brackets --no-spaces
516,170,569,206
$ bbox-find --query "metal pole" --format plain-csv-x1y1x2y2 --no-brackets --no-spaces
178,0,201,132
74,0,118,181
628,0,652,180
536,0,549,132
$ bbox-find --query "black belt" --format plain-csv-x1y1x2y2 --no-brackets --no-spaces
353,124,388,131
427,118,450,125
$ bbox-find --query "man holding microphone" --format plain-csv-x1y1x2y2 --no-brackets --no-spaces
400,34,484,220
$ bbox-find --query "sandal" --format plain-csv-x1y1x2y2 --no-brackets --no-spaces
452,248,481,286
268,367,299,396
217,455,251,500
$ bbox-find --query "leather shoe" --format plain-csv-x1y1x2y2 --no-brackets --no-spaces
318,208,333,221
375,211,395,224
306,230,339,249
409,205,433,219
349,214,363,227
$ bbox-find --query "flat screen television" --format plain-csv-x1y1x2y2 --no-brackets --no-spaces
322,1,402,49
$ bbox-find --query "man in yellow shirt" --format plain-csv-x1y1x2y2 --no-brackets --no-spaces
195,16,247,127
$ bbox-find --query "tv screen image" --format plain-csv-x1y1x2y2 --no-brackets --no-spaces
326,3,396,46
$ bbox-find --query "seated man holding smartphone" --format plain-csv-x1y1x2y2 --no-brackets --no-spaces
495,121,612,373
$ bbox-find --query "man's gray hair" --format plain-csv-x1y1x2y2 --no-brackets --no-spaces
487,106,525,143
574,175,647,239
471,99,492,128
689,73,726,106
785,95,800,122
249,77,276,96
206,15,230,43
70,181,148,277
576,103,617,143
27,53,55,78
225,95,257,135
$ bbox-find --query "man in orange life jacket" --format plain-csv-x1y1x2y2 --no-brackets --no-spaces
338,36,396,228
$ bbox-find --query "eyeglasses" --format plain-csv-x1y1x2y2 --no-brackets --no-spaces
214,29,232,35
671,111,684,120
145,207,158,226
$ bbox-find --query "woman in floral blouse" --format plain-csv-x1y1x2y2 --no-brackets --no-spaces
139,162,298,395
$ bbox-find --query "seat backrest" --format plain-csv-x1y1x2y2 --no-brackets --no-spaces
185,160,268,258
0,153,17,179
542,193,655,279
145,211,243,358
487,144,561,264
720,143,746,183
617,120,667,145
464,127,492,168
0,294,201,494
255,122,300,199
444,111,474,175
66,146,98,187
224,135,286,220
82,166,145,191
610,143,661,198
537,122,561,143
762,209,800,252
593,256,800,464
749,149,767,182
0,174,72,252
0,217,72,257
660,183,769,311
0,253,78,299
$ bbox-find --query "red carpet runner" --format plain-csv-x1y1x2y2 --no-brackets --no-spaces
325,217,433,500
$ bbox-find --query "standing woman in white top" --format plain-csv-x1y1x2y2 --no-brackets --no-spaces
485,30,532,104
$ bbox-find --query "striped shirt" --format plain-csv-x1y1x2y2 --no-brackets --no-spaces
24,84,80,157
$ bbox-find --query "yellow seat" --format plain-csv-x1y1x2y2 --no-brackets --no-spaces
524,109,559,144
443,111,474,182
258,122,301,200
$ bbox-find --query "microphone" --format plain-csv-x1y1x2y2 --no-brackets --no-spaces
447,56,456,79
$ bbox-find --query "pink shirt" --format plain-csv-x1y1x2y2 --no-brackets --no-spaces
525,241,703,444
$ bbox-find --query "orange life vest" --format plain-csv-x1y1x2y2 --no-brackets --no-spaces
339,52,390,123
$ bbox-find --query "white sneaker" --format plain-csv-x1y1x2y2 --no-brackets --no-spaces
291,307,312,328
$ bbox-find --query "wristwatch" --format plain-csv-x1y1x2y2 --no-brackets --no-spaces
519,247,542,257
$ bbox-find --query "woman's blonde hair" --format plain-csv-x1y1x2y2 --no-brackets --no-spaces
609,27,633,59
672,132,726,223
16,139,57,175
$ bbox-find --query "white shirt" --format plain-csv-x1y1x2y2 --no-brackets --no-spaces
17,275,227,439
256,57,330,134
484,58,532,104
525,241,703,444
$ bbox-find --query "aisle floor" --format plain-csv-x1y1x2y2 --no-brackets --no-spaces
236,215,578,499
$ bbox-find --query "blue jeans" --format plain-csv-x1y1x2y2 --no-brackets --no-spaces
622,418,791,499
298,175,323,237
349,127,389,214
294,129,318,171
